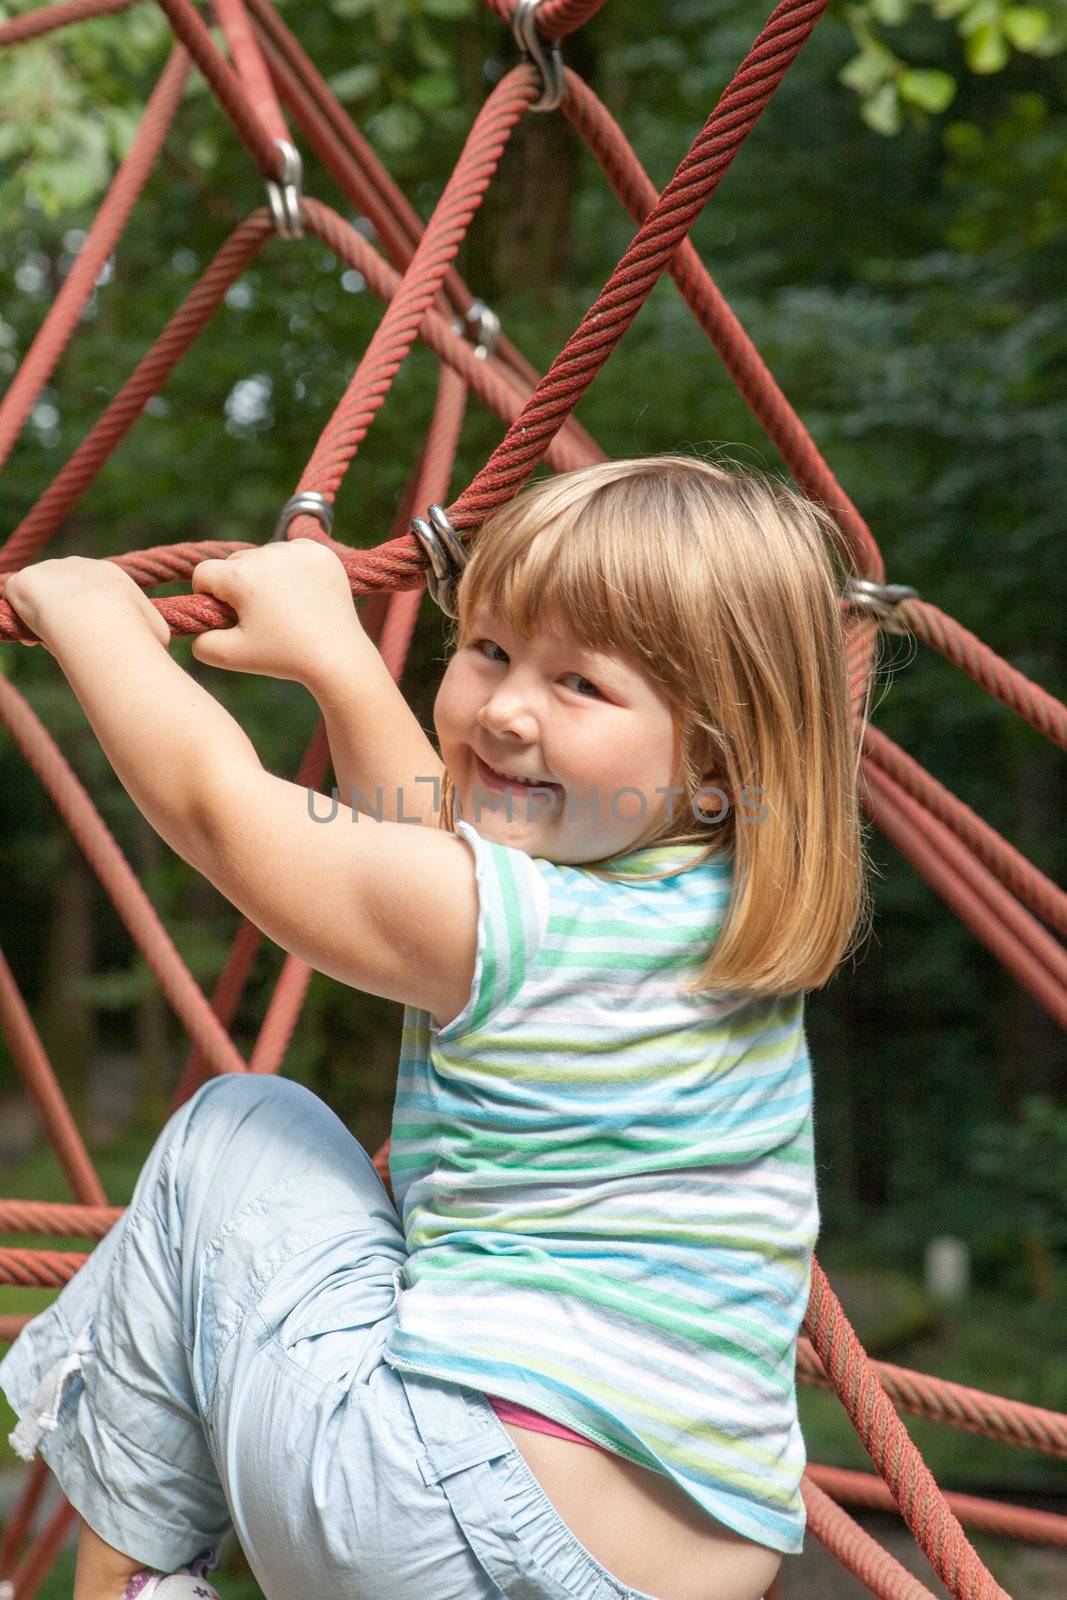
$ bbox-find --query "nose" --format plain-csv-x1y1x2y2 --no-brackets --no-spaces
476,673,539,744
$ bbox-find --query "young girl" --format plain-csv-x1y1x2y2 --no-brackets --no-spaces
1,456,869,1600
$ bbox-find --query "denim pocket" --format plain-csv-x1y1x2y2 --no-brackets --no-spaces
271,1256,406,1392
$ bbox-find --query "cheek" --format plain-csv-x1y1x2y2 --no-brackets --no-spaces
435,656,483,748
432,667,463,746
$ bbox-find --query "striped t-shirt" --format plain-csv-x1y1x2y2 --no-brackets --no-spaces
382,819,819,1553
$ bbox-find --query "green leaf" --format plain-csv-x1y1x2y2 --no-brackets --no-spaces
861,81,904,134
103,105,139,159
1001,5,1050,49
958,0,999,34
328,63,379,101
364,103,422,153
331,0,376,15
420,0,474,16
30,156,103,209
943,119,983,156
868,0,911,23
840,44,896,97
408,69,458,110
965,19,1010,69
898,67,957,112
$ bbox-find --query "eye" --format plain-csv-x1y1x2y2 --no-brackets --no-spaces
474,638,508,664
561,671,603,699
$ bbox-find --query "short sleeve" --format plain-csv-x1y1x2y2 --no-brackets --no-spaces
434,820,550,1041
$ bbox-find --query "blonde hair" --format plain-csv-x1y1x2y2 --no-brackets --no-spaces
439,455,876,998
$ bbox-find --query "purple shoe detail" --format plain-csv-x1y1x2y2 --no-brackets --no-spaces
119,1574,159,1600
118,1566,222,1599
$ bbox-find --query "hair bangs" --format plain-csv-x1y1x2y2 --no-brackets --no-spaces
457,484,657,666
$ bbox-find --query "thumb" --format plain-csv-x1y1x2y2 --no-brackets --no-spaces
190,626,241,670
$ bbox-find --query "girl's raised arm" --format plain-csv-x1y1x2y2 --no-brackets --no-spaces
3,556,479,1027
190,541,445,826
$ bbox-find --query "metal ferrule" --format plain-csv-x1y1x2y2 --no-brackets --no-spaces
411,503,468,618
463,299,501,360
272,491,334,542
266,138,304,240
842,576,920,635
512,0,564,113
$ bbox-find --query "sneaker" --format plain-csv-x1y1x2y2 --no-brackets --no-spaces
120,1569,222,1599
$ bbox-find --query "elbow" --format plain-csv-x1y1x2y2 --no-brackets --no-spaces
175,756,252,879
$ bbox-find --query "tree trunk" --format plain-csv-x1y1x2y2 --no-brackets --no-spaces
134,817,174,1125
37,837,95,1131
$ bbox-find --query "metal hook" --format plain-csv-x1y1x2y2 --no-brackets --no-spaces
842,576,919,636
463,299,501,359
272,491,334,542
266,139,304,240
511,0,564,113
411,503,467,618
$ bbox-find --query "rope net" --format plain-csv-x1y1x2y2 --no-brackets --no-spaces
0,1,1064,1596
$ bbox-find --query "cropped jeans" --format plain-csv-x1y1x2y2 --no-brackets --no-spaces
0,1073,671,1600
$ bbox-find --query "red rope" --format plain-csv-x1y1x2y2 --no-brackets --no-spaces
901,598,1067,751
809,1463,1067,1548
448,0,830,531
7,1494,77,1600
0,950,106,1205
150,0,284,176
0,0,136,48
560,68,882,578
289,68,537,524
863,758,1067,1029
213,0,290,148
798,1338,1067,1457
804,1260,1011,1600
479,0,612,41
0,1200,121,1238
803,1477,943,1600
0,45,189,471
0,213,274,576
865,722,1067,939
0,676,250,1075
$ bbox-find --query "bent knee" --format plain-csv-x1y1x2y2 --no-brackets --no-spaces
170,1074,327,1227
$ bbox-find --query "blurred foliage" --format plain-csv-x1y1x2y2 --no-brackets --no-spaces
0,0,1064,1318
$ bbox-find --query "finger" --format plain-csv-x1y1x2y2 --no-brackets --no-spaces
191,558,239,595
188,627,227,665
190,629,238,668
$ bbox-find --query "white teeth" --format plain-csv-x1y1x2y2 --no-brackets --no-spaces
481,757,549,786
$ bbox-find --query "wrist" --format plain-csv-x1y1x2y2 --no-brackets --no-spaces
299,618,378,703
37,589,155,655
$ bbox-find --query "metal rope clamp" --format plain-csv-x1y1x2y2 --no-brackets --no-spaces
842,576,920,636
512,0,564,112
411,503,468,618
271,491,334,542
461,299,501,360
267,138,304,240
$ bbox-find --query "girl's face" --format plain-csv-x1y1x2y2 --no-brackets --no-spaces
434,610,680,863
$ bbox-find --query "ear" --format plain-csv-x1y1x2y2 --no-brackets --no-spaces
693,772,732,824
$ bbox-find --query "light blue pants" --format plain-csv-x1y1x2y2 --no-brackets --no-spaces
0,1074,660,1600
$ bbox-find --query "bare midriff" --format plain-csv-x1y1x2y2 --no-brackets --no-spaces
497,1416,783,1600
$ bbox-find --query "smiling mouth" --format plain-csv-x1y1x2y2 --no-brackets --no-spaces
473,752,561,795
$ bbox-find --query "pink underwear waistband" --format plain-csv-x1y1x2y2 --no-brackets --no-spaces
487,1394,609,1453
